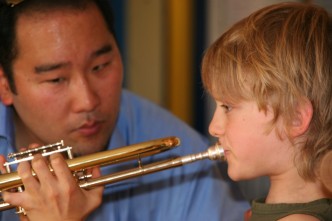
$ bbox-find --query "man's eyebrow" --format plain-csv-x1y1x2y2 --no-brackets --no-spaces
91,44,112,58
34,45,112,73
35,62,69,74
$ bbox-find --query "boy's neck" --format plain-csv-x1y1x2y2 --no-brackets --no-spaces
266,170,327,203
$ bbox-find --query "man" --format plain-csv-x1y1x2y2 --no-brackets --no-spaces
0,0,249,220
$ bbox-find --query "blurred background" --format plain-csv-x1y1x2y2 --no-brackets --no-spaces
108,0,332,137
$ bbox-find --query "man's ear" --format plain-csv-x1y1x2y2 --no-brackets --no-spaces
289,98,313,138
0,67,14,105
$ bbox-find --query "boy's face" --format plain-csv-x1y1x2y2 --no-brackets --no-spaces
0,4,123,155
208,98,294,181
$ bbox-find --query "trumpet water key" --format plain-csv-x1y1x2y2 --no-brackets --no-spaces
0,136,225,213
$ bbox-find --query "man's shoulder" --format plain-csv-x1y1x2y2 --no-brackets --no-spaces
120,89,165,111
120,89,182,124
117,90,208,149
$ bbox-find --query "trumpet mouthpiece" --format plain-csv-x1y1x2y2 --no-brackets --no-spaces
207,143,225,161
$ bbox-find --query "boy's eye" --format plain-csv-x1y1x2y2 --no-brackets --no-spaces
220,104,232,113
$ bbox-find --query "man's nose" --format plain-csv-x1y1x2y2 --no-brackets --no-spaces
70,77,100,113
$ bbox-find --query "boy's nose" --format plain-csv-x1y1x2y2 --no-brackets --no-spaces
208,110,225,138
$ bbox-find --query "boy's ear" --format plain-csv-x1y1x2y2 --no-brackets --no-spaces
289,98,313,138
0,67,14,105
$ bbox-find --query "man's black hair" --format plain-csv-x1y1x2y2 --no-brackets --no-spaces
0,0,116,93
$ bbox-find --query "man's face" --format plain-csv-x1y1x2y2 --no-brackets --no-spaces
2,4,123,155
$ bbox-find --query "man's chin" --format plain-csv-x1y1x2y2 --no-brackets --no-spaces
65,138,109,156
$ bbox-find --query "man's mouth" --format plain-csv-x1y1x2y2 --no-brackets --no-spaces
77,121,102,136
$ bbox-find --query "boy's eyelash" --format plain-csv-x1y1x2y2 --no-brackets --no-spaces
220,104,232,112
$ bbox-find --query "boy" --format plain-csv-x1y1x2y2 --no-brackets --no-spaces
202,2,332,220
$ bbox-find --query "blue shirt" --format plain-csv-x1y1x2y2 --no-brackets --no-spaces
0,89,249,221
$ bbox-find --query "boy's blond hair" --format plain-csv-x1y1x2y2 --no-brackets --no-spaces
202,2,332,180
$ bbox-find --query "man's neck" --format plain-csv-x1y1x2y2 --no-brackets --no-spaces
13,111,42,150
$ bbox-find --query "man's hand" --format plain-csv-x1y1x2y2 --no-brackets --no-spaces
0,144,104,221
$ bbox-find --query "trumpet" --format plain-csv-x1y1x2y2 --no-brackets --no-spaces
0,136,225,212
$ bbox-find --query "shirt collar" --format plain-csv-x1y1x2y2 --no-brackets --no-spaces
0,103,15,150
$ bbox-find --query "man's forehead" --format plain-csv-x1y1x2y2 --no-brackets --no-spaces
14,4,101,41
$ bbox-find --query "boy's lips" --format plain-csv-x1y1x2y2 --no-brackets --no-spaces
223,149,230,156
218,142,230,159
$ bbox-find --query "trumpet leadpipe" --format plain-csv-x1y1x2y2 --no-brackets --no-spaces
79,143,225,189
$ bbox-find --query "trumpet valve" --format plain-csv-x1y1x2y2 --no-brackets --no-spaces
74,169,93,182
4,141,72,168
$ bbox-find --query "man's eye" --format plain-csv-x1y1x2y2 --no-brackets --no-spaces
46,78,64,84
92,61,110,72
220,104,232,113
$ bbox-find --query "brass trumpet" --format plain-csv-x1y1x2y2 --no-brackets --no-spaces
0,136,225,212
